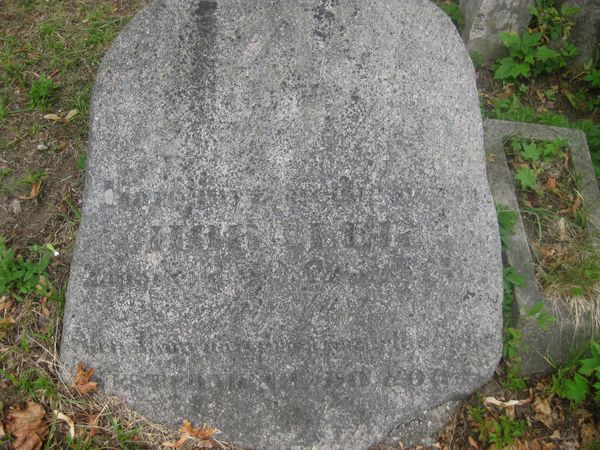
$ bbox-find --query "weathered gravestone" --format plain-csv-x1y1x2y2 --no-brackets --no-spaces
61,0,503,448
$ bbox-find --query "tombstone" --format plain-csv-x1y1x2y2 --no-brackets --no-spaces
459,0,533,60
61,1,503,448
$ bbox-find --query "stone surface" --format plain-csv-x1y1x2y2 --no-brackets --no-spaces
61,1,503,448
559,0,600,67
485,119,599,375
460,0,533,60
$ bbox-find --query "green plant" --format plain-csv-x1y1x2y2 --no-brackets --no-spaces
28,74,59,111
497,206,517,251
469,404,527,448
110,417,141,450
489,415,527,448
0,367,58,403
526,301,556,330
503,266,525,322
0,102,7,120
552,341,600,404
494,0,579,83
488,95,600,181
436,1,463,28
529,0,580,42
19,170,47,186
0,236,53,299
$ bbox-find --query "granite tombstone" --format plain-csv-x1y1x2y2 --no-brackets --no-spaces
61,1,503,448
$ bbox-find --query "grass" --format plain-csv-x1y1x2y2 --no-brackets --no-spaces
505,136,600,305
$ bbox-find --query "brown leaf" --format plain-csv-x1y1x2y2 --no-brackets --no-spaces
178,420,219,439
0,419,5,438
65,109,79,122
468,436,480,449
43,113,63,122
7,401,48,450
545,177,557,189
73,362,97,394
571,195,582,213
0,295,14,312
53,411,74,438
162,435,188,448
18,181,42,201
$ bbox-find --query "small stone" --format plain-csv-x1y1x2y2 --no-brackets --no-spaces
11,199,21,215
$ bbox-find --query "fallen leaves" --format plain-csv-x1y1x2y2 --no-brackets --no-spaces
162,420,219,448
73,361,97,394
6,401,48,450
18,181,42,200
54,410,75,439
43,109,78,123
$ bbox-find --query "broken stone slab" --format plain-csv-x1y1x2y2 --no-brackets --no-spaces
485,119,600,375
459,0,533,61
60,1,503,448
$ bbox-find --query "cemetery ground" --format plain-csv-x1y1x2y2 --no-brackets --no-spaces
0,0,599,449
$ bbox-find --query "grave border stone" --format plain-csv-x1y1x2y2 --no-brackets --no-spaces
485,119,600,375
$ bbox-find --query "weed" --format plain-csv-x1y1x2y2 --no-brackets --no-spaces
76,152,87,172
110,417,141,450
552,341,600,404
0,101,7,121
0,236,53,299
435,1,463,28
494,0,579,83
489,415,527,448
0,367,58,404
526,301,557,330
488,95,600,181
503,266,525,322
28,75,59,111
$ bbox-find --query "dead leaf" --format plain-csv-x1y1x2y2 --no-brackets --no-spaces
571,195,582,213
65,109,79,122
162,435,188,448
533,397,554,428
43,113,63,122
484,396,531,408
0,295,14,312
178,420,219,439
549,430,561,439
546,177,557,189
83,414,99,442
18,181,42,200
7,401,48,450
53,411,74,438
468,435,479,449
73,362,97,394
40,297,50,318
0,316,16,326
163,420,218,448
0,420,5,438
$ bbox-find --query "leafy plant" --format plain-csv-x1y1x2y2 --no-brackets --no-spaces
110,417,141,450
497,206,517,251
529,0,580,42
488,95,600,181
526,301,557,330
436,1,463,28
552,341,600,404
0,236,53,299
489,415,527,448
494,0,579,82
28,74,59,110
